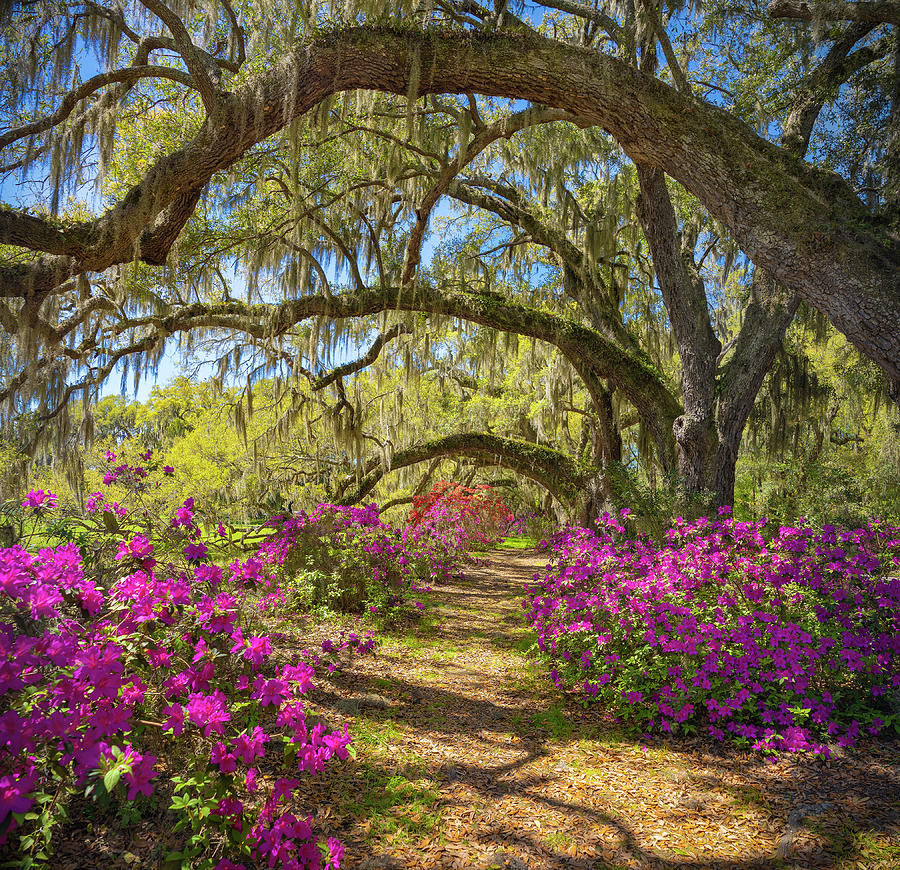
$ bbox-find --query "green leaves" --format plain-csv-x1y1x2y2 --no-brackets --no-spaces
103,768,122,793
101,510,121,534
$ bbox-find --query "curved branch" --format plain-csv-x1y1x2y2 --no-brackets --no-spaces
33,282,677,465
219,0,246,72
0,65,194,151
539,0,625,44
308,324,412,390
1,25,896,378
401,105,575,289
150,284,680,461
336,432,593,507
782,24,884,153
137,0,222,111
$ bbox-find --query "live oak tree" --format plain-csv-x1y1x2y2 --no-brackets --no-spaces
1,0,898,513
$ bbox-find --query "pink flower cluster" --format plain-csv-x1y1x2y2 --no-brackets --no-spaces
1,459,348,868
255,503,471,612
21,490,57,512
524,510,900,756
85,491,127,517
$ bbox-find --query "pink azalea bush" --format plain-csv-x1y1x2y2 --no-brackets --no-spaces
524,508,900,756
256,502,471,613
1,461,349,869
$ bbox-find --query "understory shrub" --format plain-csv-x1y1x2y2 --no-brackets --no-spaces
524,508,900,756
410,481,514,548
257,501,470,613
0,454,349,869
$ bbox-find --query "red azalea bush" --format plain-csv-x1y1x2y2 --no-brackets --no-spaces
410,481,513,547
524,508,900,756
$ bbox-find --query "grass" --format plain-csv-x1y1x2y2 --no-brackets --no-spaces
350,714,407,753
543,830,573,850
339,760,442,846
530,704,575,740
496,535,539,550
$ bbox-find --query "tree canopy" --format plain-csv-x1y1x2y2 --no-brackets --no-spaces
1,0,899,513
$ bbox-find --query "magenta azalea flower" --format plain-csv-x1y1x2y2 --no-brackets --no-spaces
242,635,272,669
115,536,154,561
183,542,208,561
172,497,195,528
252,675,289,707
123,750,157,800
328,837,346,869
185,690,230,736
210,741,237,773
0,771,35,823
21,490,57,512
231,726,268,763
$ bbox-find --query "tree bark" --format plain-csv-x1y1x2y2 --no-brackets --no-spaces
3,26,899,379
335,432,593,511
636,165,721,498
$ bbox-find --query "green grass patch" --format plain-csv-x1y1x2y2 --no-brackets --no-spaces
496,535,538,550
491,628,537,655
340,761,442,845
543,830,573,850
530,705,574,740
350,715,407,753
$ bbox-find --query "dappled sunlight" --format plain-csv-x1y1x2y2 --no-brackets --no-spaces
295,550,900,869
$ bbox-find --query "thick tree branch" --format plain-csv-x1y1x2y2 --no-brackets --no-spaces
219,0,246,72
1,26,896,378
782,24,883,153
636,164,720,488
539,0,625,45
768,0,900,25
77,283,680,464
639,0,691,95
336,432,593,507
137,0,222,112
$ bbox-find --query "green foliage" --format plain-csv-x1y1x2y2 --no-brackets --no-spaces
739,318,900,525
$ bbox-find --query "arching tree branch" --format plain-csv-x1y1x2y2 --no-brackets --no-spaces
336,432,593,508
1,25,897,378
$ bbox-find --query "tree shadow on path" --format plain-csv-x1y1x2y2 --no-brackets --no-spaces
301,550,900,870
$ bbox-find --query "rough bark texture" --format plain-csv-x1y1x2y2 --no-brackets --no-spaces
768,0,900,25
629,21,881,508
3,26,899,379
714,277,802,497
636,165,721,496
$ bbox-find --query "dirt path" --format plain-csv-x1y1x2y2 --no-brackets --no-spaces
300,550,900,870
